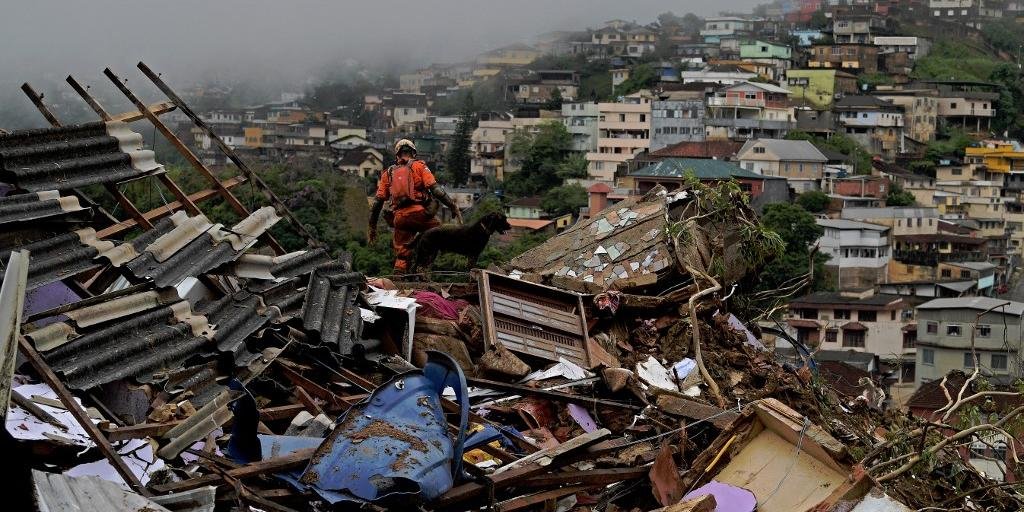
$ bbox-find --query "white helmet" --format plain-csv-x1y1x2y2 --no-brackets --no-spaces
394,138,417,154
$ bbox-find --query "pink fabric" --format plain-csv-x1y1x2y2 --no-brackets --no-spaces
413,291,468,320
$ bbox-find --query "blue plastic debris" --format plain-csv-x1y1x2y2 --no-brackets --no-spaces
298,351,469,505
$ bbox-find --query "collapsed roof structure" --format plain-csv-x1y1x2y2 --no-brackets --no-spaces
2,65,1023,512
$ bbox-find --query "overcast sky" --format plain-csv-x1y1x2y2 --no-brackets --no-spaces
1,1,761,84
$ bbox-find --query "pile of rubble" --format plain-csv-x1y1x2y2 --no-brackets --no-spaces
3,123,1021,512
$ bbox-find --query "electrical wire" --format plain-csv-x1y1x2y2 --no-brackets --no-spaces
757,415,810,507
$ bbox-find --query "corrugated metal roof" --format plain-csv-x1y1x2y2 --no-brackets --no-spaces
0,191,87,225
124,207,281,287
917,297,1024,315
0,121,163,192
0,229,114,290
301,258,364,354
631,158,765,180
23,288,210,390
31,470,173,512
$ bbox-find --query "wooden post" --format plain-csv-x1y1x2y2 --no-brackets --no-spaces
18,336,151,496
102,67,286,255
137,61,322,249
20,83,63,128
65,75,112,121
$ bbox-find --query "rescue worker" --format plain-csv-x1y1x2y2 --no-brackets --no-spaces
368,139,463,274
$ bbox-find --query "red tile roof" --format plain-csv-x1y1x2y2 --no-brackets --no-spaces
649,140,743,159
841,321,867,331
818,361,871,398
507,218,554,230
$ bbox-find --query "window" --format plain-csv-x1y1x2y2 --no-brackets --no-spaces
961,270,971,279
964,352,976,368
952,167,962,176
992,354,1008,370
754,146,766,154
825,329,838,343
941,268,952,278
859,310,877,322
834,309,851,320
639,114,646,122
993,443,1008,461
951,102,957,109
903,330,917,349
948,324,962,336
843,331,865,348
619,114,625,122
922,348,935,365
891,310,897,321
926,321,938,334
800,308,818,319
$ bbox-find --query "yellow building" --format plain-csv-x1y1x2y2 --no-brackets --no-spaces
476,44,541,67
966,143,1024,173
243,127,264,148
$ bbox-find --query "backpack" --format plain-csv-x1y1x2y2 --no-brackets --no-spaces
388,162,418,207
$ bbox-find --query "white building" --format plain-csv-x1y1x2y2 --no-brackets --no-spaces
562,102,600,152
817,219,892,289
585,92,652,184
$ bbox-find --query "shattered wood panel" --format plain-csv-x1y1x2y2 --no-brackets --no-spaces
479,271,589,367
0,121,163,192
509,187,674,288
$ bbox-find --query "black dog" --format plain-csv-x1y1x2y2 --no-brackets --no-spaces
409,212,512,274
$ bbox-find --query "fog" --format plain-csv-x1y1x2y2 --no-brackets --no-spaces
0,0,761,127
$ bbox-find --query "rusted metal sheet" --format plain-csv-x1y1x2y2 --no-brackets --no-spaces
0,249,29,421
478,270,590,367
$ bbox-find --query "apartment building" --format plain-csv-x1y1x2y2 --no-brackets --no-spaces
915,297,1023,387
834,96,905,159
586,92,652,184
784,69,858,109
704,81,795,140
923,81,998,135
786,289,912,362
650,91,706,150
817,219,892,289
832,13,889,44
470,119,514,180
808,43,879,74
873,88,939,143
735,138,827,192
562,102,600,152
738,40,792,81
841,207,941,236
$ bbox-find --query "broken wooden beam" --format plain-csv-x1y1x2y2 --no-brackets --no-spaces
150,448,316,494
467,377,643,411
655,395,740,430
518,467,650,488
96,176,246,239
18,336,150,496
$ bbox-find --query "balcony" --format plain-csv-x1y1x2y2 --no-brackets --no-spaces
704,118,794,130
708,96,764,108
893,250,986,266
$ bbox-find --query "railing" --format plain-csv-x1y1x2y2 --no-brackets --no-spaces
705,118,793,130
893,250,986,266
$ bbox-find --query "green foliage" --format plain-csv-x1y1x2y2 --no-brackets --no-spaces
981,18,1024,54
886,183,916,206
760,203,824,251
543,87,564,111
786,130,872,174
912,40,1000,82
757,202,831,294
809,10,829,29
796,190,830,213
443,94,476,186
614,64,657,97
504,121,574,197
858,73,895,89
556,152,589,180
926,128,974,161
541,184,587,217
580,71,612,101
